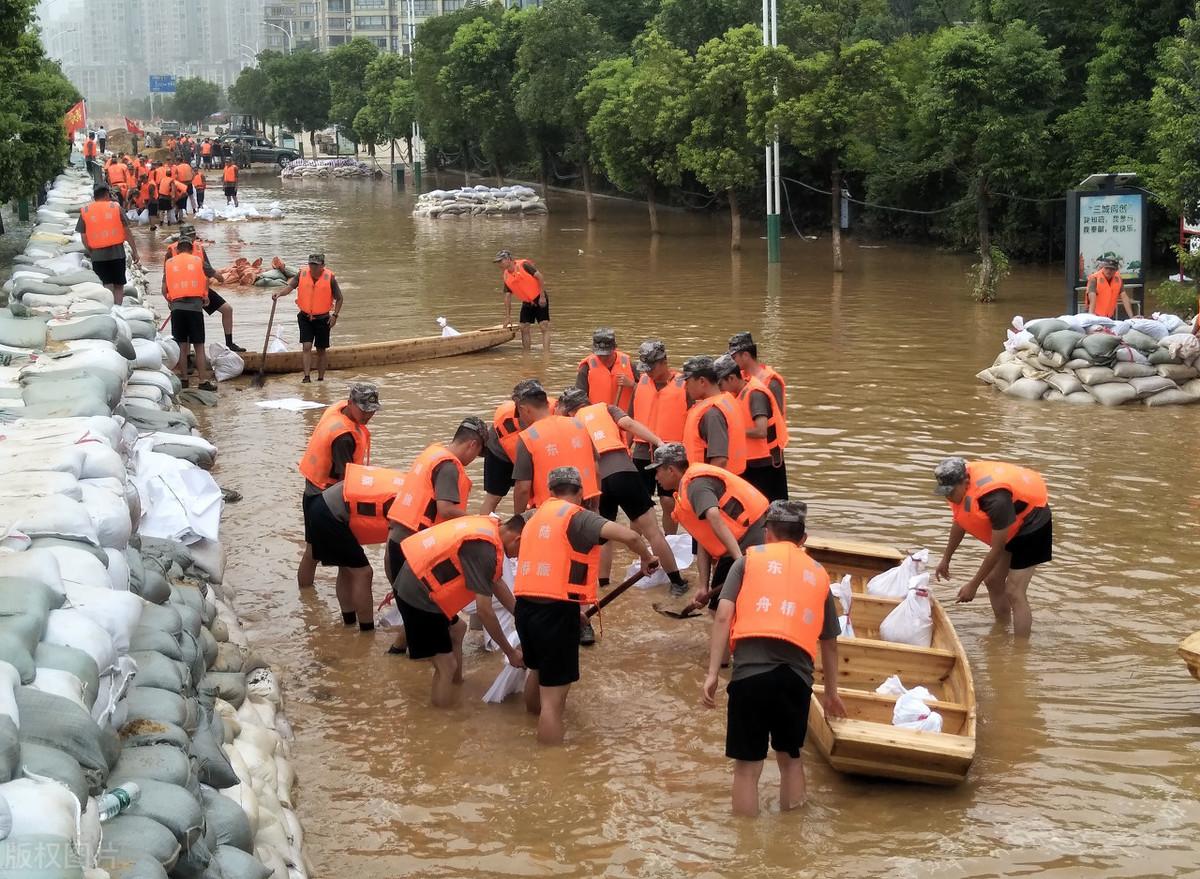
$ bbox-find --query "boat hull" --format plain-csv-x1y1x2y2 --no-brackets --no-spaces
1180,632,1200,681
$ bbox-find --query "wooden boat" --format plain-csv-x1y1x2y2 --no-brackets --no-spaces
1180,632,1200,681
238,324,516,375
803,535,977,786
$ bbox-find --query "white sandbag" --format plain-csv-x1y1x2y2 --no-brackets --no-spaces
0,548,65,598
78,483,133,549
1112,362,1155,378
4,416,123,452
132,338,164,371
1153,312,1189,334
44,608,117,674
1045,372,1083,396
103,547,132,591
129,368,176,395
0,496,98,545
1002,377,1049,400
1084,382,1138,407
37,542,110,592
62,584,144,655
892,687,943,733
0,444,85,481
206,343,245,382
830,574,855,638
878,575,933,648
866,548,928,598
1127,317,1170,341
622,533,694,589
0,777,79,840
0,472,81,501
1113,347,1151,365
31,666,89,711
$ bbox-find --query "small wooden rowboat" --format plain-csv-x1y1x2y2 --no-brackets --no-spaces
1179,632,1200,681
804,535,977,786
239,325,516,375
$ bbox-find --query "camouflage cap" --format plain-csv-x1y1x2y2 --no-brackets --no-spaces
592,327,617,354
637,339,667,368
493,249,513,262
933,457,968,496
457,415,487,438
728,331,756,354
557,387,590,415
348,382,381,412
766,499,808,524
511,378,547,402
680,355,719,382
548,466,583,489
713,353,741,380
646,441,688,470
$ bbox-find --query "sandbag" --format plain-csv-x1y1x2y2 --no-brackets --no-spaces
0,496,98,544
122,778,204,846
1121,328,1160,352
1045,372,1083,396
1156,363,1199,382
105,849,170,879
211,846,272,879
132,338,164,371
30,666,91,711
33,540,111,592
1026,318,1069,343
47,314,118,343
0,550,65,596
124,687,199,734
1182,378,1200,398
0,634,35,685
109,744,195,791
0,471,82,502
33,642,99,701
1080,333,1121,363
118,719,191,751
201,786,253,852
0,777,78,840
130,651,190,694
1084,382,1138,406
42,269,101,287
1145,388,1200,407
0,579,64,632
1034,350,1066,369
0,834,83,879
99,815,182,870
21,372,117,414
0,312,49,349
15,686,110,777
1002,378,1049,401
79,482,134,548
989,362,1023,385
865,549,928,599
1128,375,1177,398
1075,366,1120,386
1148,347,1180,365
1040,329,1083,359
138,603,184,641
199,673,247,709
1112,362,1156,379
130,626,184,661
62,583,143,654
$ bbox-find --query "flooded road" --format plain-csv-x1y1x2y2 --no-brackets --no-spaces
135,173,1200,877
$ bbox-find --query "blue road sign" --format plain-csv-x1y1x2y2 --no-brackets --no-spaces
149,75,177,94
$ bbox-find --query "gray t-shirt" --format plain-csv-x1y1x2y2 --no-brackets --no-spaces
321,481,350,522
394,538,500,616
485,425,509,461
719,555,841,684
698,406,730,462
386,459,464,545
978,489,1051,539
686,476,766,552
765,375,785,411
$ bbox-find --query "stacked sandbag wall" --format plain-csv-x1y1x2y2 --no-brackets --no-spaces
978,313,1200,407
412,185,548,218
279,159,380,180
0,166,308,879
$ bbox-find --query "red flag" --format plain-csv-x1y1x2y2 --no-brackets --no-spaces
64,100,86,138
124,116,145,136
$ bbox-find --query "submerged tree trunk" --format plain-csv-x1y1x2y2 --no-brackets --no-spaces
405,135,414,165
582,163,596,222
647,185,659,235
977,178,994,301
831,164,844,273
728,187,741,251
539,153,549,209
462,142,470,185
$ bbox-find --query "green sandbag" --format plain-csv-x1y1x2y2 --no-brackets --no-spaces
15,687,111,777
47,314,118,343
0,613,43,658
124,687,200,733
201,786,253,852
136,568,173,605
1148,348,1180,365
198,627,218,668
0,399,113,420
99,816,181,870
175,604,203,642
105,849,169,879
120,406,196,435
13,278,68,299
153,444,216,468
0,634,36,683
138,603,184,640
211,846,272,879
179,632,205,690
109,743,195,791
0,311,49,349
198,673,246,709
1026,318,1069,343
118,719,192,750
1040,329,1084,360
192,709,238,789
130,626,185,661
0,834,84,879
1145,388,1200,406
1080,333,1121,362
122,778,205,846
15,742,88,804
129,650,190,694
0,578,65,628
0,716,18,783
1121,329,1160,352
22,374,115,414
34,642,100,702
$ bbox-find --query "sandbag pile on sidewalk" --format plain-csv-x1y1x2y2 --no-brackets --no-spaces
279,158,381,180
412,185,548,219
0,165,308,879
978,312,1200,407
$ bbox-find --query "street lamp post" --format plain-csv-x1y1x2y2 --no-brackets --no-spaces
263,21,291,54
407,0,422,188
762,0,780,264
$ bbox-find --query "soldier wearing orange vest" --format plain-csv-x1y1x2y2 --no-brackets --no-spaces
296,383,380,606
933,457,1052,637
702,499,847,817
728,331,787,412
1085,257,1135,319
630,340,690,535
160,238,218,390
510,379,601,514
494,248,548,351
514,465,658,745
649,443,769,614
167,226,245,351
304,461,405,633
392,514,528,706
556,388,689,599
222,162,239,206
274,254,344,383
83,133,100,177
576,328,638,414
679,356,747,475
76,184,140,305
714,354,789,502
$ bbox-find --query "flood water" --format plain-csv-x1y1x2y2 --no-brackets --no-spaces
133,172,1200,878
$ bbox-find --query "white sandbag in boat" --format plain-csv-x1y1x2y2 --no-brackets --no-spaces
878,574,933,648
866,548,928,598
892,686,943,733
830,574,855,638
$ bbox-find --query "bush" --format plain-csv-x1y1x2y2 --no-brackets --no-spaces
968,246,1011,303
1151,278,1198,318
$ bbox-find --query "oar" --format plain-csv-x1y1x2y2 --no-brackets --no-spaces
585,568,648,619
250,297,278,389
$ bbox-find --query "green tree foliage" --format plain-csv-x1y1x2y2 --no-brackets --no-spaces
652,0,759,52
265,49,330,150
1148,3,1200,218
228,66,273,131
353,54,416,157
327,37,380,140
173,77,222,128
580,0,658,45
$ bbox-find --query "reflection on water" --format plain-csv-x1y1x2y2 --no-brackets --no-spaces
135,173,1200,878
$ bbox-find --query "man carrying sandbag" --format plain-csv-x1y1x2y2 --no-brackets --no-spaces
932,457,1052,637
702,500,847,817
77,183,141,306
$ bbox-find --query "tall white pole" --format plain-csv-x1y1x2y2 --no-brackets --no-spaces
764,0,780,263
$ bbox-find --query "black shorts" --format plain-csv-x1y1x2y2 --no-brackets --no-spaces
742,461,789,502
195,189,205,207
707,554,735,611
305,494,369,568
170,309,205,344
395,596,457,659
1005,515,1053,571
634,456,672,498
157,196,172,211
174,197,188,212
514,597,580,688
203,289,225,316
598,468,655,522
148,201,159,217
518,294,550,325
726,665,812,762
92,258,127,286
298,312,332,350
224,184,237,197
302,491,320,543
483,446,515,497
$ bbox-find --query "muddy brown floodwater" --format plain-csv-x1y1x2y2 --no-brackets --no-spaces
132,175,1200,878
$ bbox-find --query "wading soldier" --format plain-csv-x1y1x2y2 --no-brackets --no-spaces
576,328,638,414
714,354,788,501
495,249,549,351
630,340,689,535
680,356,747,475
273,253,343,383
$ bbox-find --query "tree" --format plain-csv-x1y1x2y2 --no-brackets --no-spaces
353,54,416,158
652,0,758,53
916,21,1063,300
679,25,764,250
173,77,222,128
757,0,897,270
581,30,694,233
327,37,379,143
265,48,330,151
1148,2,1200,218
514,0,616,216
228,66,273,133
580,0,658,45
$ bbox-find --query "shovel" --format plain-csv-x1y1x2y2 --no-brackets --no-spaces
250,296,278,389
653,588,709,620
585,568,649,619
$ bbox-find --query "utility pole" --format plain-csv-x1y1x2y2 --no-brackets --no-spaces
407,0,422,188
762,0,780,264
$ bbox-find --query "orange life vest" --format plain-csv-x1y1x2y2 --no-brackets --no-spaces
730,543,829,659
1089,270,1124,318
632,372,688,445
223,164,238,184
298,401,371,490
193,173,206,191
201,142,213,156
79,201,125,249
580,352,636,412
386,443,473,532
737,376,787,462
163,253,207,302
167,240,205,263
174,163,194,184
576,403,627,455
83,140,98,158
153,165,169,187
512,498,600,604
106,162,128,186
683,394,747,475
519,415,601,507
342,463,408,545
171,179,188,199
672,464,769,558
755,365,788,446
296,268,335,316
401,516,504,618
949,461,1048,545
493,401,524,461
503,259,540,303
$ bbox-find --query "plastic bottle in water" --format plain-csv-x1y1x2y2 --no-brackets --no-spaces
97,783,141,822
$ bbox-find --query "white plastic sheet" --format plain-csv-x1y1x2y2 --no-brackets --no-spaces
623,533,695,589
131,445,223,543
255,398,326,412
